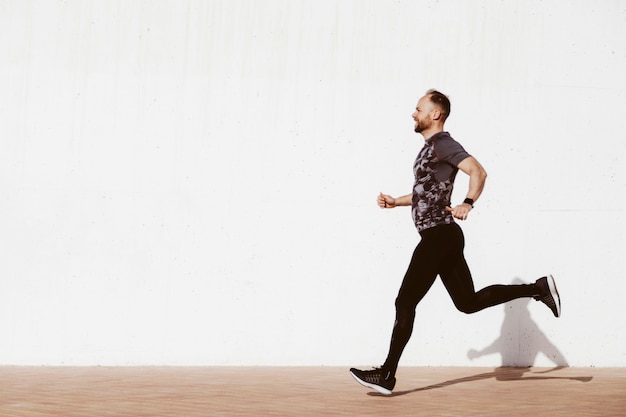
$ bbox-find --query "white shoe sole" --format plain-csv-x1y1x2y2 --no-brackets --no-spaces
350,371,392,395
547,274,561,317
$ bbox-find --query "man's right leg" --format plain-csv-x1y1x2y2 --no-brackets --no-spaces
380,241,441,375
351,229,446,394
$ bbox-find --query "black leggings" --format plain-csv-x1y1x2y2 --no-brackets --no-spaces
382,223,537,373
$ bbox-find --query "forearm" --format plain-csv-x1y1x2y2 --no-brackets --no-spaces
394,193,413,206
457,156,487,204
449,156,487,220
466,169,487,203
378,192,412,209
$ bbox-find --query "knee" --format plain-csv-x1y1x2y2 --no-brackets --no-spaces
394,302,416,328
455,301,479,315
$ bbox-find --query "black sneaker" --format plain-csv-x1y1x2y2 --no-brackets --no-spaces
535,274,561,317
349,367,396,395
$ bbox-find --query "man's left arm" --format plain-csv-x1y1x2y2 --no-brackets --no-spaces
447,156,487,220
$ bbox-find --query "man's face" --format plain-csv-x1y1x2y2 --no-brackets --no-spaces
412,96,434,133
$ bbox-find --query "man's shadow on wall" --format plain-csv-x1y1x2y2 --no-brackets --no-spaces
371,279,592,397
467,278,569,368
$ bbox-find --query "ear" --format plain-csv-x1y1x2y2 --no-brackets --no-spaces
431,108,442,121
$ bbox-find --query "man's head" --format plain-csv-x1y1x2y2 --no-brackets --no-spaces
413,89,451,135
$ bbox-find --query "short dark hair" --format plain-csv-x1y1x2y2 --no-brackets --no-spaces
426,89,451,121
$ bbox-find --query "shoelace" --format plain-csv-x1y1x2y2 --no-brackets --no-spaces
368,368,392,382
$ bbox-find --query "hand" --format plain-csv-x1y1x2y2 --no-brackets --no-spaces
446,203,472,220
378,192,396,209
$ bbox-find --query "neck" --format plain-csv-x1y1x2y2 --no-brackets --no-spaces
421,126,444,141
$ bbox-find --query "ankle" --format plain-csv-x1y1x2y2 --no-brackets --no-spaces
379,365,396,379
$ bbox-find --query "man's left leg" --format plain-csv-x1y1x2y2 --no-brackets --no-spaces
439,224,559,315
438,224,538,314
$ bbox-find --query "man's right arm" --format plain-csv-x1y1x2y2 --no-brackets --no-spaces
378,192,412,209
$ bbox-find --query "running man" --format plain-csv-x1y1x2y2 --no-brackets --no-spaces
350,89,561,395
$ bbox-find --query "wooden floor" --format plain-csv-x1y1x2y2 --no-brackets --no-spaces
0,366,624,416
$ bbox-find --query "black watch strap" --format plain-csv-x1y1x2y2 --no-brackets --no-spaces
463,198,474,208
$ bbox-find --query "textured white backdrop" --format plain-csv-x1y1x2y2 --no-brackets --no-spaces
1,0,625,366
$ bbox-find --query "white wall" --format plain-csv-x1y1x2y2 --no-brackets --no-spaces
1,0,625,367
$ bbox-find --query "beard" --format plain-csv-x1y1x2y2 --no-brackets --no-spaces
414,117,431,133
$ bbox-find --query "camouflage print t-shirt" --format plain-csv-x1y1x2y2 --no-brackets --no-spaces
412,131,471,232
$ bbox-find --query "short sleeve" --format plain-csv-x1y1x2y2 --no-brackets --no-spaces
433,134,471,167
